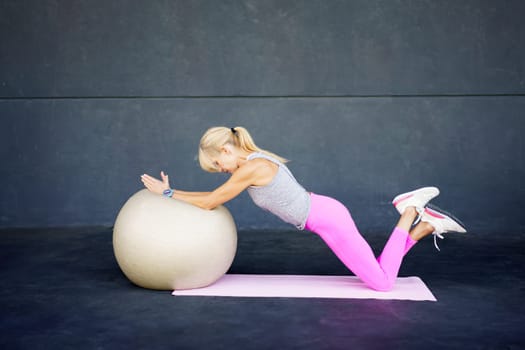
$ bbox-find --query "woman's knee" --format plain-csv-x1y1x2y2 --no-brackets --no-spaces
368,279,395,292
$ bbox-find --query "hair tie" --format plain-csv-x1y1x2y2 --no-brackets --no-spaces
231,127,237,134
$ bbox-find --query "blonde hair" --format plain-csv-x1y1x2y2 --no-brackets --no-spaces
198,126,288,172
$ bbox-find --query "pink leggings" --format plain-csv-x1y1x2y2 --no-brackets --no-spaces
305,193,417,291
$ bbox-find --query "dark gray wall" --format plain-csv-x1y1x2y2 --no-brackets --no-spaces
1,0,524,233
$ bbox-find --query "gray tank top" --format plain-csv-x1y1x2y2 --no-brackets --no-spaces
246,152,311,230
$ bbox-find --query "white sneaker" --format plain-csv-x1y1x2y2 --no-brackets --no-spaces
392,186,440,215
420,205,467,251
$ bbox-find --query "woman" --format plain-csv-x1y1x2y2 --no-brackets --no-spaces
141,126,466,291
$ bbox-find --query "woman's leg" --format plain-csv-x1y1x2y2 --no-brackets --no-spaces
305,193,418,291
409,221,435,242
376,207,419,281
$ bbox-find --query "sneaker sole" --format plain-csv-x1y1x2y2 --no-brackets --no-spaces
426,203,467,233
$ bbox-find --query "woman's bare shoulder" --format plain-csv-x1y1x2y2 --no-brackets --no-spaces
243,158,278,186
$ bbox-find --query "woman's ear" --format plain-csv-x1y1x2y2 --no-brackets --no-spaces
221,144,234,155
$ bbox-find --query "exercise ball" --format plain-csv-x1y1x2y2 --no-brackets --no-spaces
113,189,237,290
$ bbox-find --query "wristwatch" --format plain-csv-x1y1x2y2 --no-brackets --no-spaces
162,188,174,198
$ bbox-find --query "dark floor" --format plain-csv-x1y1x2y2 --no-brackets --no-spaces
1,227,524,350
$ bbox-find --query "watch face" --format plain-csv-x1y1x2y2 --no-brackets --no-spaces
163,189,171,195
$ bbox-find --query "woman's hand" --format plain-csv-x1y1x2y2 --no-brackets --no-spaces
141,171,171,195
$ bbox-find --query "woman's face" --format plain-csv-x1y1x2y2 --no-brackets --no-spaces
212,145,239,174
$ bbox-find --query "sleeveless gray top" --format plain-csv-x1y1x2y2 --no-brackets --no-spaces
246,152,310,230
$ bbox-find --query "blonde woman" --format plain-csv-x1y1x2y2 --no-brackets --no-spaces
141,126,466,291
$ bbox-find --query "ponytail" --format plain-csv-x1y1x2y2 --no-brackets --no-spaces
198,126,288,172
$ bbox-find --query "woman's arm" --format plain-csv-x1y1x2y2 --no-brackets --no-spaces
141,162,262,210
173,189,212,197
140,172,211,197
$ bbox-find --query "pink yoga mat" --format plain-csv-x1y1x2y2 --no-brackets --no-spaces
172,274,437,301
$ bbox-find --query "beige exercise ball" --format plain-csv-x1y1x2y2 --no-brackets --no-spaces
113,189,237,290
